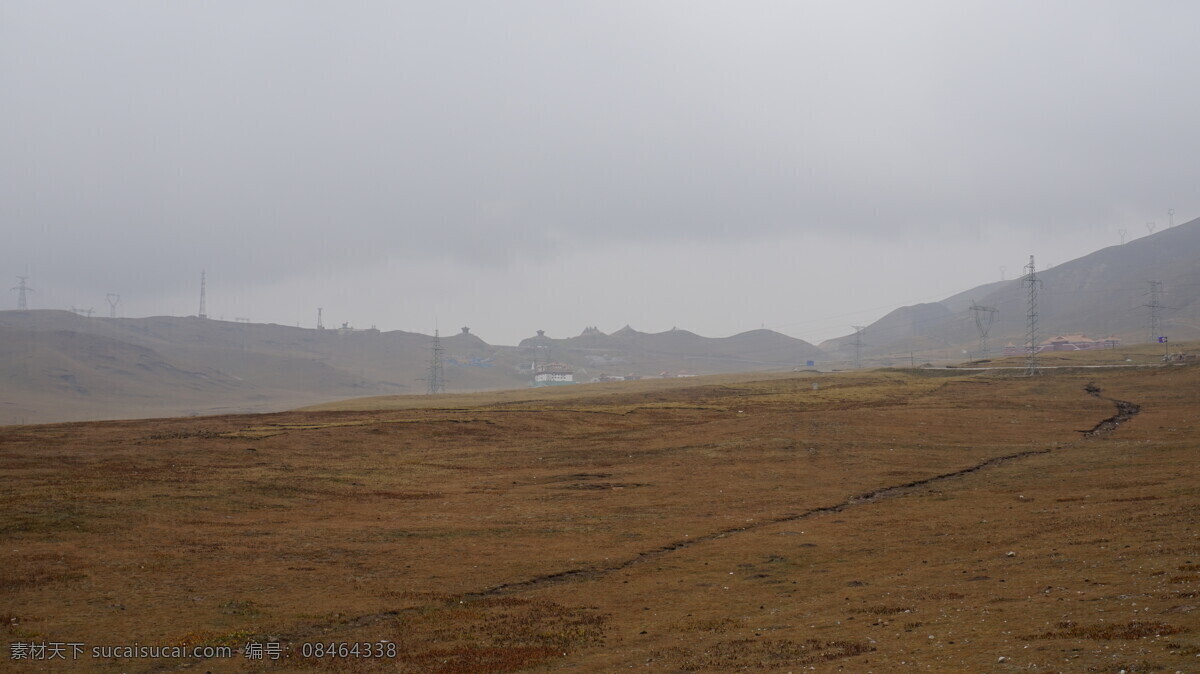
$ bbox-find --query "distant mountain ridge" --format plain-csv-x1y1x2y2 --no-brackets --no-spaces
517,325,824,376
0,313,825,424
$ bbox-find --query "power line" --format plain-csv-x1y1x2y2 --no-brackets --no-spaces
1023,255,1041,376
778,272,1200,348
766,277,1174,343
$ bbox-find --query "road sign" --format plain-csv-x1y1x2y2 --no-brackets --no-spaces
1158,336,1168,343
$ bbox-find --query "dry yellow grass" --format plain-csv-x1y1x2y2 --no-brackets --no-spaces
2,355,1198,671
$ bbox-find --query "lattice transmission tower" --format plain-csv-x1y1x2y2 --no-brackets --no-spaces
426,330,445,394
969,301,999,359
1022,256,1041,376
199,270,208,319
1145,281,1164,343
12,276,33,310
850,326,866,369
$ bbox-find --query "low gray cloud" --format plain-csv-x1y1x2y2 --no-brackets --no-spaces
3,2,1198,339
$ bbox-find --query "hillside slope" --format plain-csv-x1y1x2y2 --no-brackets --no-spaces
822,216,1200,360
0,313,530,424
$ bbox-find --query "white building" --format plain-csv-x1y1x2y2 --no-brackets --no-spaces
532,363,574,387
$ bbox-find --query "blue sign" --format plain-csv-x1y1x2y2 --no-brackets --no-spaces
806,360,815,367
1158,336,1168,343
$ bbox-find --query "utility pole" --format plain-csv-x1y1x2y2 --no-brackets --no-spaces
1023,255,1041,376
1118,228,1128,245
1146,222,1156,236
427,330,445,394
969,301,999,359
198,270,208,319
1168,208,1175,228
850,326,866,370
71,306,95,318
11,276,33,310
106,293,121,319
1145,281,1164,343
317,308,324,330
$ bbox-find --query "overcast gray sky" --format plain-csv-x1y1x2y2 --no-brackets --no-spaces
3,1,1198,344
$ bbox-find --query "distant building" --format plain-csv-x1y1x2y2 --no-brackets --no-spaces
1003,334,1120,356
1040,334,1120,351
335,322,378,335
532,362,574,387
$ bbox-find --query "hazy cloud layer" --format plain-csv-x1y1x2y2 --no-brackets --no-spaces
3,2,1198,343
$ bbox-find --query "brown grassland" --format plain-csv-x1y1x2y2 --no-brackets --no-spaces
2,346,1199,672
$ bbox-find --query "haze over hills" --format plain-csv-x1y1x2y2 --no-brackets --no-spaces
0,313,824,424
4,216,1198,423
821,216,1200,363
0,313,514,424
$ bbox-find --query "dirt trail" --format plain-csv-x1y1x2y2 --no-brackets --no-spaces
467,385,1142,598
1081,382,1142,437
182,385,1144,667
464,447,1053,599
